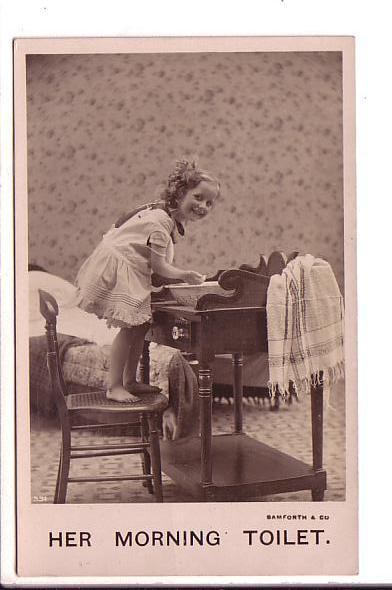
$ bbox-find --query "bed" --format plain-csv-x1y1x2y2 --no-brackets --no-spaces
29,268,272,418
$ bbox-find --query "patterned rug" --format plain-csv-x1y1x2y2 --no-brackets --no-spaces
30,380,346,503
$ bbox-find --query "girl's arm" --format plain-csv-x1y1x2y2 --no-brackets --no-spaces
151,248,204,285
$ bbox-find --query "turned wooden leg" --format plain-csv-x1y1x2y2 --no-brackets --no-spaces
198,362,213,486
232,353,243,433
311,376,325,501
147,413,164,503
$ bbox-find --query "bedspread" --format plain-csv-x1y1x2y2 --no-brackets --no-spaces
62,342,175,393
62,344,111,390
30,334,272,420
29,334,90,416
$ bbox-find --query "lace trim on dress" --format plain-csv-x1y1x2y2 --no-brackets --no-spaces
76,293,152,328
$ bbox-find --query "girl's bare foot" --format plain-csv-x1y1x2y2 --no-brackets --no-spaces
106,386,140,403
124,382,162,395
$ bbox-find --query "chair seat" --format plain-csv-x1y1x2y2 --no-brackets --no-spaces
67,390,168,413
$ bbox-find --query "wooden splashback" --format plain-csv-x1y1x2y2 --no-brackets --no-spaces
196,251,298,310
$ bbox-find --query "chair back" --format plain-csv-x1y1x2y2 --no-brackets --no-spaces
38,289,69,418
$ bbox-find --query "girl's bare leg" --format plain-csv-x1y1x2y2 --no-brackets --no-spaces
107,328,140,402
123,322,161,394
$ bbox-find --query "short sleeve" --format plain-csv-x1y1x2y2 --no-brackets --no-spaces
147,209,174,249
149,229,171,249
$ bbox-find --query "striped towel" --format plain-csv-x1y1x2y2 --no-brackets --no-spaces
266,254,344,398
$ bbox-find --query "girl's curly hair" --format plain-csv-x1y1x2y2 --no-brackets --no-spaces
162,159,220,209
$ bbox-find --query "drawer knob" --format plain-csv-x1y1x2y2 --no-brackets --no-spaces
172,326,187,340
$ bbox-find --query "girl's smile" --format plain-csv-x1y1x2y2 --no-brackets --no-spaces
174,180,219,223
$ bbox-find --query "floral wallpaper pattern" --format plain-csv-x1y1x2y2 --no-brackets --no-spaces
27,51,344,288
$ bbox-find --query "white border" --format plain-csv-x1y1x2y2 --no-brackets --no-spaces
2,0,392,585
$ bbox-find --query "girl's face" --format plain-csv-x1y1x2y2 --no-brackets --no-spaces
175,180,218,223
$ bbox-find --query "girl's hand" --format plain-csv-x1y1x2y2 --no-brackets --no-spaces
182,270,205,285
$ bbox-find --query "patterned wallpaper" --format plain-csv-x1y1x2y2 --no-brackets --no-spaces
26,51,344,288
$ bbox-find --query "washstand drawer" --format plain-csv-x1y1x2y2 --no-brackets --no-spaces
150,314,194,351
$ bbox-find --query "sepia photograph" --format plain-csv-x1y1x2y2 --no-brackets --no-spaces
25,44,346,504
13,36,357,577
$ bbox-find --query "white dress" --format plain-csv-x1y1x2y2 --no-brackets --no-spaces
75,206,177,327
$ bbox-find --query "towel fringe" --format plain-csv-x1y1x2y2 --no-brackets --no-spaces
268,361,345,400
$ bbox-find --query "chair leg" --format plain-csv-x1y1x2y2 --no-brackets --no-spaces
147,413,164,502
54,429,71,504
54,452,62,502
141,415,153,494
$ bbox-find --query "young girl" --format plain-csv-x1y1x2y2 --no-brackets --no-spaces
75,159,220,403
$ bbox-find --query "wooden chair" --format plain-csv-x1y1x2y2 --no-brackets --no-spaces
38,289,168,503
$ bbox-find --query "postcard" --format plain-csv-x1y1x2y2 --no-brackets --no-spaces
13,35,357,578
